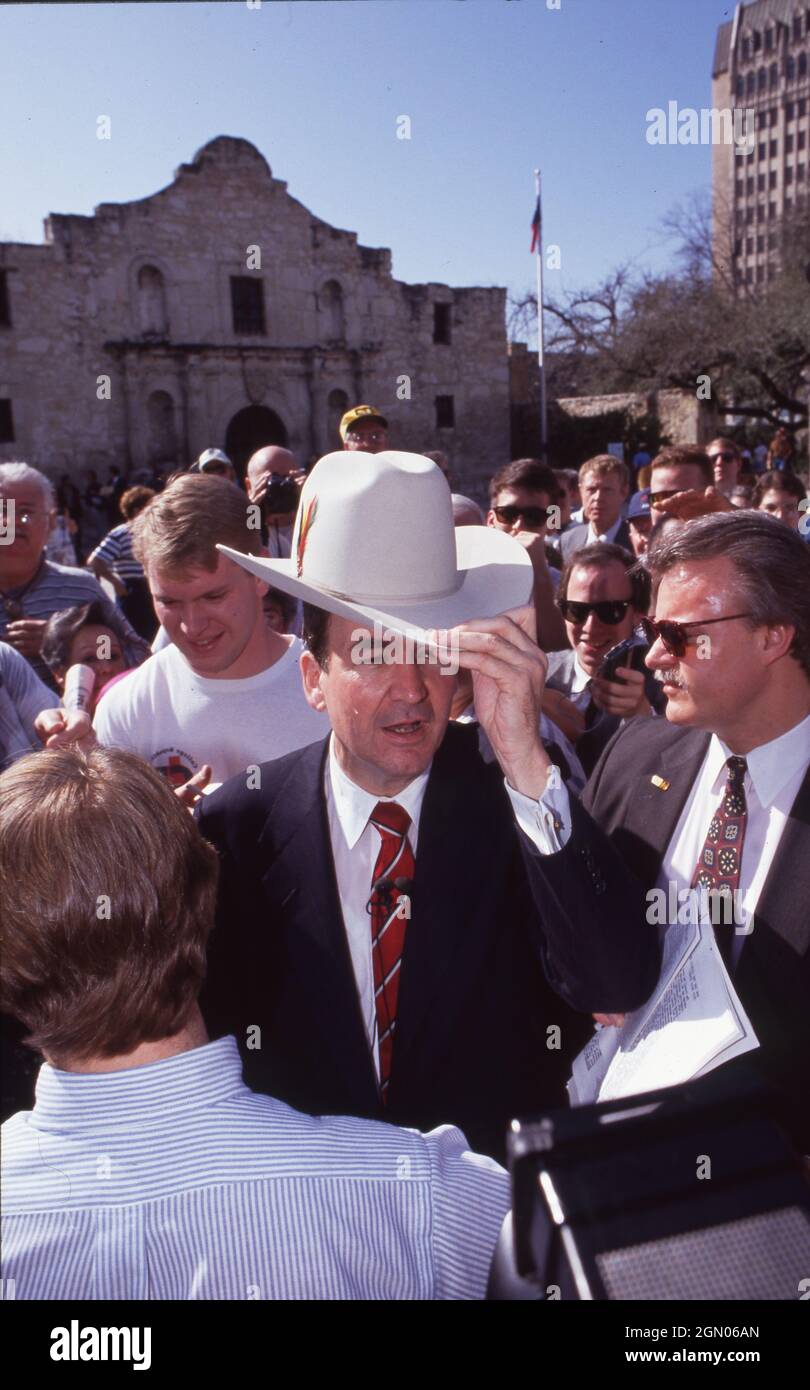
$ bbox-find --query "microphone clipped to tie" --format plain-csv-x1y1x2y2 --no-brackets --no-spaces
366,877,414,916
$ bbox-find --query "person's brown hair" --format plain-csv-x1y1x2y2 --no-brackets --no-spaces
488,458,558,504
302,602,331,669
648,511,810,679
0,746,219,1063
578,454,630,491
132,472,262,574
557,541,651,614
119,485,155,521
650,445,713,488
751,470,807,508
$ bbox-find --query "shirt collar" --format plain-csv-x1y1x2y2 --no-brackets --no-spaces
327,734,431,851
29,1036,245,1134
571,654,592,694
587,517,621,544
709,710,810,806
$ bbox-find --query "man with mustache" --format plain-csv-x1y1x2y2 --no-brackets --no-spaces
580,511,810,1153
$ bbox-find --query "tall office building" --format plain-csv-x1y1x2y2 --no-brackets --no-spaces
712,1,810,287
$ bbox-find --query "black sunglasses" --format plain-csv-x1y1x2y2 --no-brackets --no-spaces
494,504,551,528
649,489,682,506
640,613,752,659
709,452,737,463
560,599,632,625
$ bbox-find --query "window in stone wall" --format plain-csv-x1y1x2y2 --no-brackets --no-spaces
146,390,178,464
0,271,10,327
319,280,345,341
433,304,452,345
435,395,455,430
0,399,14,444
137,265,168,336
230,276,266,335
327,388,349,447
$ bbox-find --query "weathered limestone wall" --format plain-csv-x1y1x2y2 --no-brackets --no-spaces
0,136,509,493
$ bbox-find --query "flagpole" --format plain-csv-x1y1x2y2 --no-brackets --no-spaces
534,168,548,461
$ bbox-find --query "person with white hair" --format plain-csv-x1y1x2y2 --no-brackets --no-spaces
0,463,149,688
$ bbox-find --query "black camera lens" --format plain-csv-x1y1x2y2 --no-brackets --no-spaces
262,476,300,513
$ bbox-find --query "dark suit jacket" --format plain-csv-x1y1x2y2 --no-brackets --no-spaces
583,717,810,1152
559,519,633,564
545,648,665,776
197,723,659,1159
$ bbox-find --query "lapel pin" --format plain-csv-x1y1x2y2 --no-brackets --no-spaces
651,774,671,791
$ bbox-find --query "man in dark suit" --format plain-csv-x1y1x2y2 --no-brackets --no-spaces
545,542,665,775
559,454,632,563
198,450,659,1159
581,511,810,1153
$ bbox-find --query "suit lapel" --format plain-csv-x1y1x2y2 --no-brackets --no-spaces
616,730,711,883
750,764,810,957
393,726,504,1065
258,739,379,1106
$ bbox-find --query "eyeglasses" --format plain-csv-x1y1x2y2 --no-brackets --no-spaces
649,489,682,507
346,430,386,444
708,452,737,464
494,504,551,528
640,612,753,659
560,599,632,625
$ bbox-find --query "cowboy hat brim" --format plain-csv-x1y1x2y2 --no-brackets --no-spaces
217,526,532,644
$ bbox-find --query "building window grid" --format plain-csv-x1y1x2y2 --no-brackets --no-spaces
230,276,266,336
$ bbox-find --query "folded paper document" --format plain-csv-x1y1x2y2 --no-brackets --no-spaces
567,910,760,1107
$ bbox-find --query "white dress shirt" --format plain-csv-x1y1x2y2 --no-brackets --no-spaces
568,653,593,713
325,734,559,1076
586,516,623,545
655,712,810,966
522,713,810,956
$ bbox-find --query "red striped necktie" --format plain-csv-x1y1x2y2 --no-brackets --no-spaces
368,801,414,1101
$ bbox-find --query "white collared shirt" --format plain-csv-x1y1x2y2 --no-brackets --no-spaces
586,516,623,545
568,654,593,712
655,711,810,966
325,733,557,1076
325,739,431,1080
521,713,810,957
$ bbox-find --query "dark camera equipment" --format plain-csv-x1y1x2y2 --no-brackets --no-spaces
487,1068,810,1301
262,474,301,515
597,626,650,684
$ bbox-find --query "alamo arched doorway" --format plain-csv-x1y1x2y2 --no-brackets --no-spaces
225,405,288,477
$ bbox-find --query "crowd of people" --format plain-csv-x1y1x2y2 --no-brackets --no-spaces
1,407,808,1300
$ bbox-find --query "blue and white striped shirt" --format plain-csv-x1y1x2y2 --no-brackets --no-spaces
0,560,149,687
1,1036,509,1301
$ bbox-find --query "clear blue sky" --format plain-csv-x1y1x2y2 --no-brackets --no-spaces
1,0,737,317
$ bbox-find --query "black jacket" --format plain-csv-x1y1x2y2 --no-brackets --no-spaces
197,723,659,1159
583,716,810,1153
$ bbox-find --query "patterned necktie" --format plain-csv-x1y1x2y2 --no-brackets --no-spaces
692,755,748,967
368,801,414,1101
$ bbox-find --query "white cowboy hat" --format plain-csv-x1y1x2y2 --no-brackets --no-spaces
218,450,532,640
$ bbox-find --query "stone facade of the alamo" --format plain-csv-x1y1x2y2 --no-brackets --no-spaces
0,136,510,496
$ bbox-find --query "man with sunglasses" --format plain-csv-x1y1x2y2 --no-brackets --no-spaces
487,458,567,652
545,543,663,775
706,438,742,499
580,512,810,1153
647,444,736,523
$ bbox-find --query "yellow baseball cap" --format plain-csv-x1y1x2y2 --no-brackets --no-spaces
339,405,388,441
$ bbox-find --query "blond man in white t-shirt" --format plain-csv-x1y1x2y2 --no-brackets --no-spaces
93,473,327,792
